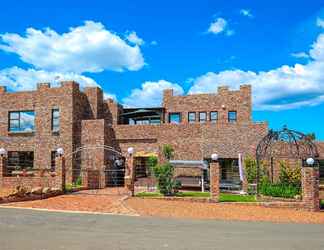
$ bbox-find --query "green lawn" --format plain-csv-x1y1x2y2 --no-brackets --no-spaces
136,191,256,202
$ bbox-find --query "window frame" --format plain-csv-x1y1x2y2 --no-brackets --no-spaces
210,111,218,123
188,112,196,123
168,112,181,124
7,151,34,170
228,111,237,123
198,112,207,123
8,110,35,133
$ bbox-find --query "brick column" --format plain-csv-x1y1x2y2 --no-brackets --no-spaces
81,169,88,188
55,156,66,191
125,154,135,196
302,166,320,212
210,161,220,202
0,155,6,187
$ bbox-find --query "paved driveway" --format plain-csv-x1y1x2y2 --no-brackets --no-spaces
0,207,323,250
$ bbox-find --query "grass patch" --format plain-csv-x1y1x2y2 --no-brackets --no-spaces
136,191,256,202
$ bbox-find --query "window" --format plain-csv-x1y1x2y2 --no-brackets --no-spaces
228,111,237,123
188,112,196,123
51,109,60,132
51,151,56,171
169,113,181,124
210,111,218,123
199,112,207,123
7,151,34,170
9,111,35,132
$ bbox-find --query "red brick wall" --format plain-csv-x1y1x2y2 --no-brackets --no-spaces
163,85,252,124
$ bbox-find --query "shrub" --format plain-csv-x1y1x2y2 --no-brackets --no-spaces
147,155,158,176
162,144,174,161
278,161,301,188
244,156,257,184
74,176,82,187
152,163,181,196
259,175,300,198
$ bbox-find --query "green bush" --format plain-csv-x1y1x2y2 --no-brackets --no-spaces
259,176,300,198
278,161,301,188
244,156,257,184
147,156,158,176
162,144,174,161
152,163,181,196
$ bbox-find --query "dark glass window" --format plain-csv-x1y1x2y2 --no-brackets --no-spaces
51,109,60,132
51,151,56,171
7,151,34,170
210,111,218,123
228,111,237,123
169,113,181,124
199,112,207,123
9,111,35,132
188,112,196,123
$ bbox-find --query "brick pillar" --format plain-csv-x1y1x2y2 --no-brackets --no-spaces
210,161,220,202
0,155,6,187
55,156,66,191
125,154,135,196
302,166,320,212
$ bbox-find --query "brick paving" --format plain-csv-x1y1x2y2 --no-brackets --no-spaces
125,197,324,224
2,188,324,224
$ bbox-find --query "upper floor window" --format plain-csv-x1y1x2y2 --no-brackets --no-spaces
9,111,35,132
210,111,218,123
51,109,60,132
199,112,207,123
228,111,237,123
188,112,196,123
169,112,181,124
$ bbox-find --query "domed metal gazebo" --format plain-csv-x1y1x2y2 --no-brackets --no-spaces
255,126,319,193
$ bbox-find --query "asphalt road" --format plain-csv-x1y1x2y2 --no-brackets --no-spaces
0,207,323,250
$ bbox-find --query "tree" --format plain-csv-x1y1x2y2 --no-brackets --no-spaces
306,133,316,140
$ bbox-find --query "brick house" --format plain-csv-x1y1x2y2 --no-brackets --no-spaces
0,81,322,189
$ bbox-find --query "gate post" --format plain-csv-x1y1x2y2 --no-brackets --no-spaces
210,154,220,202
302,165,320,212
55,148,66,192
125,147,135,196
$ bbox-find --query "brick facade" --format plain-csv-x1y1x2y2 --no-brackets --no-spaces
0,81,323,193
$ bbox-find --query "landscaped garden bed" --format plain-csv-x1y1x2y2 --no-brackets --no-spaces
136,191,257,202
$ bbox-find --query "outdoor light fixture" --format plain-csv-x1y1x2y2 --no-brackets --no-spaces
306,157,315,166
221,104,226,109
0,148,6,157
211,153,218,161
56,147,64,156
127,147,134,155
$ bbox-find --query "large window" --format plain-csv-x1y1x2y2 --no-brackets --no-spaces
199,112,207,123
228,111,237,123
9,111,35,132
7,151,34,170
210,111,218,123
188,112,196,123
169,112,181,124
51,109,60,132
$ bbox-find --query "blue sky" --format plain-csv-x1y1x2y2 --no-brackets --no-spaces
0,0,324,139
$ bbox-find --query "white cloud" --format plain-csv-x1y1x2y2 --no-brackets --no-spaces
126,31,144,46
150,40,158,46
122,80,184,107
0,21,145,73
208,18,233,36
103,92,117,101
317,18,324,28
0,66,117,98
188,33,324,111
0,66,97,90
240,9,253,18
291,52,309,59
